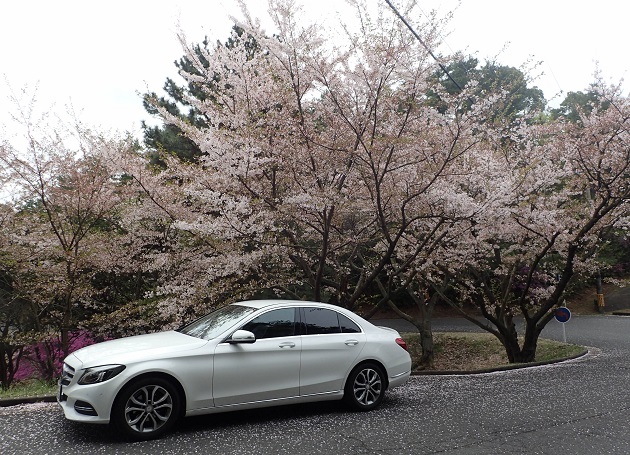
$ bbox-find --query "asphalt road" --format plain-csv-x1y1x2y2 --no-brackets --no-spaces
1,315,629,454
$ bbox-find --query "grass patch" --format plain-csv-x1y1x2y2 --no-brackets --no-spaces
0,379,57,400
404,331,586,372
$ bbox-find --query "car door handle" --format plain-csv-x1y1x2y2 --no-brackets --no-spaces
345,340,359,346
279,342,296,348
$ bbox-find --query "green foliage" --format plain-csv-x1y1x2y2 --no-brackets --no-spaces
597,228,630,277
550,89,610,122
427,56,547,121
142,25,261,166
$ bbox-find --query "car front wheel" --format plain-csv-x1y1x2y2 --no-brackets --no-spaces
344,363,385,411
112,377,181,440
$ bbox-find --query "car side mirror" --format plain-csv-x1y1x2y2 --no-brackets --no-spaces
228,329,256,344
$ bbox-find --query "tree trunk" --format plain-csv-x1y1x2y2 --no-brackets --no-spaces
411,289,436,368
418,319,434,367
498,319,540,363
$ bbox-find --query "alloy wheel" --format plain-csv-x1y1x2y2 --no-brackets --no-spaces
123,384,174,433
352,367,382,406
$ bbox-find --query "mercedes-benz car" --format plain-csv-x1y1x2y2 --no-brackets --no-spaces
58,300,412,440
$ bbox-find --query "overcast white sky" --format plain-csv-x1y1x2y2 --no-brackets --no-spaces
1,0,627,140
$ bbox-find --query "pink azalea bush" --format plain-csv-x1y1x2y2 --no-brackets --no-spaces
14,331,98,382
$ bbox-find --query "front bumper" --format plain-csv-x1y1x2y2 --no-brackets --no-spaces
57,359,118,424
58,380,114,424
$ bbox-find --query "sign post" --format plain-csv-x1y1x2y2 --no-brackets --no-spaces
554,307,571,343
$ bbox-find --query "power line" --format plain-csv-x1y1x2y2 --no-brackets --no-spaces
384,0,462,91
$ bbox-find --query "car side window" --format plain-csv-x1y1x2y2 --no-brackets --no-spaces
303,307,343,335
241,308,296,339
339,314,361,333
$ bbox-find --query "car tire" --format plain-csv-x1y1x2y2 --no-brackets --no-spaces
111,377,181,441
343,362,385,411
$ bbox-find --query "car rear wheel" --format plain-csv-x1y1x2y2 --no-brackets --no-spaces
344,362,385,411
112,377,181,440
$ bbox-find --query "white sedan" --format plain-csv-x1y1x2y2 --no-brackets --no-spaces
58,300,412,440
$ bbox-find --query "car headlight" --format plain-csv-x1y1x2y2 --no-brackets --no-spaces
78,365,126,385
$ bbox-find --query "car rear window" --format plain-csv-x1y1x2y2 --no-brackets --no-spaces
302,307,362,335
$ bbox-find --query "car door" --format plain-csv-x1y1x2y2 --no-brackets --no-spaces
212,307,301,407
298,307,366,396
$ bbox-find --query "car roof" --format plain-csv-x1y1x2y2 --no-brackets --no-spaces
233,299,334,310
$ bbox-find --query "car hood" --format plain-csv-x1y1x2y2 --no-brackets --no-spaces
69,331,208,368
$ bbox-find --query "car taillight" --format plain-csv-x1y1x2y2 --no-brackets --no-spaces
395,337,408,351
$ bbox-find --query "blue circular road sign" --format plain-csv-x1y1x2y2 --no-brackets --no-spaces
555,307,571,323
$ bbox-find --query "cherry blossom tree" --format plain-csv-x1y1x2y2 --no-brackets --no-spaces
429,77,630,363
136,1,630,366
140,1,473,340
0,94,138,373
138,0,554,366
0,204,33,388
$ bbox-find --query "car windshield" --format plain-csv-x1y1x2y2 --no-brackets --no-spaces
178,304,257,340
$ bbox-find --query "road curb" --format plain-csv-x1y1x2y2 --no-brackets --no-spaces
612,310,630,316
410,347,590,376
0,395,56,408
